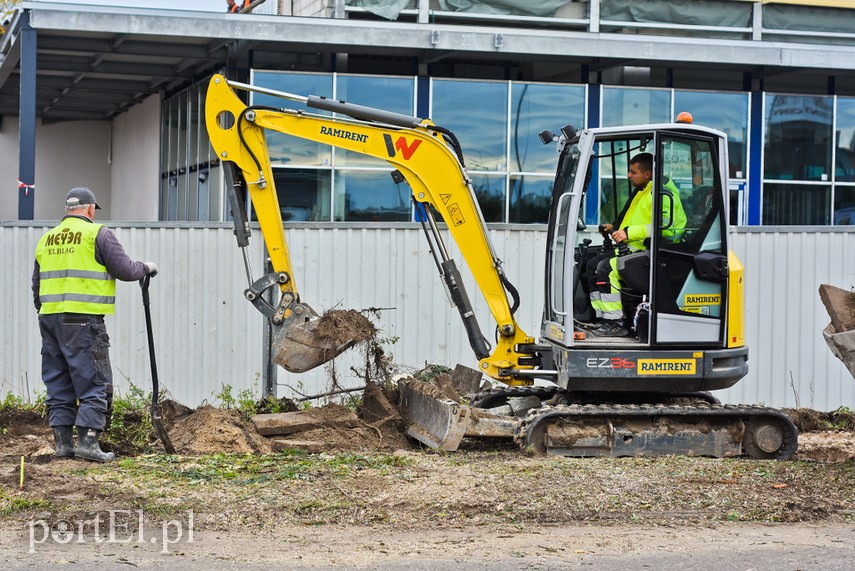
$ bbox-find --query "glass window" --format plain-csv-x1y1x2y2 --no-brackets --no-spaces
333,170,411,222
469,173,506,222
764,94,833,181
595,138,647,224
252,71,334,167
336,75,415,167
510,83,585,173
674,90,749,179
509,175,552,223
836,97,855,183
762,183,830,225
834,186,855,225
266,168,331,222
431,79,508,172
602,87,671,127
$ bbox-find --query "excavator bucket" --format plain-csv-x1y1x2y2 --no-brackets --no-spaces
271,307,376,373
819,284,855,381
271,319,360,373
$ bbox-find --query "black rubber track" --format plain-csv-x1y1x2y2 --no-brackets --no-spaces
515,403,799,460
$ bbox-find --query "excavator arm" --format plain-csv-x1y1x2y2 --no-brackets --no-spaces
205,74,536,383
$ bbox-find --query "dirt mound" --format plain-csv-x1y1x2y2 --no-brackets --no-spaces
795,431,855,462
0,409,52,457
169,406,272,455
255,390,413,454
785,408,855,432
315,309,376,344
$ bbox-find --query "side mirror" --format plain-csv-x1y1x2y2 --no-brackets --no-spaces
577,218,587,232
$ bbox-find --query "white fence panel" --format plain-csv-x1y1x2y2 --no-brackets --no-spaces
2,222,854,410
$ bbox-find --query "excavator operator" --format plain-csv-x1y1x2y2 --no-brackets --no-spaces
585,152,687,337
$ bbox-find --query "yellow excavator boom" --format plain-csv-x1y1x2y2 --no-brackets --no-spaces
205,74,534,382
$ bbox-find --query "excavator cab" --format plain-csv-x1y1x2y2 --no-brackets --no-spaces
541,123,747,393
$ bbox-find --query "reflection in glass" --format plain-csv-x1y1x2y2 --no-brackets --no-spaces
509,175,552,223
602,88,671,127
595,139,643,224
267,168,331,222
469,174,506,222
253,72,333,167
834,186,855,225
764,94,832,181
836,98,855,183
510,83,585,173
762,183,830,225
334,170,411,222
336,75,415,167
432,80,508,171
674,90,749,179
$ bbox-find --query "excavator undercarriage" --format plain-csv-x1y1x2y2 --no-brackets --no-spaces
401,381,799,460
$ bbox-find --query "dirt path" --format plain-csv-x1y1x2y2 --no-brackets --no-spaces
1,523,853,570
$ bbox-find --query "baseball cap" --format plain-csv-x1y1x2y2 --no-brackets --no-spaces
65,187,101,209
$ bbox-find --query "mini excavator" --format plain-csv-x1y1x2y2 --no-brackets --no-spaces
205,74,797,459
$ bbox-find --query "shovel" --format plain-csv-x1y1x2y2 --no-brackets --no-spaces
140,274,176,454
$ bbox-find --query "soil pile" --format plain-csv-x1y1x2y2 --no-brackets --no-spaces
252,385,412,454
314,309,376,345
0,410,51,457
169,406,272,455
786,407,855,462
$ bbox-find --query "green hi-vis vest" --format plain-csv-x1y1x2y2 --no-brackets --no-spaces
35,217,116,315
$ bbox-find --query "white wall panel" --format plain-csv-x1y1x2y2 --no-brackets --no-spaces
3,223,854,411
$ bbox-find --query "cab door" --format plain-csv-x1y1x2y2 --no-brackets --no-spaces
651,132,728,346
542,137,589,347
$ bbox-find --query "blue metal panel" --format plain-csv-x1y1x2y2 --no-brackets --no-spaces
748,91,763,225
17,11,36,221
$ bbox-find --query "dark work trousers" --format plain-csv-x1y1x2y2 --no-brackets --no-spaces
585,248,617,295
39,313,113,430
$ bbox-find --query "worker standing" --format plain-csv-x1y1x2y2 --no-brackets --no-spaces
32,187,158,462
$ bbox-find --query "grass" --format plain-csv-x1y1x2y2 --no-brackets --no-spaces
110,451,413,486
0,487,55,516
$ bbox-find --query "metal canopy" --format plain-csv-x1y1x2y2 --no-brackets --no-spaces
2,2,855,122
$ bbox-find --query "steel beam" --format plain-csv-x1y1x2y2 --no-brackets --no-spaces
25,4,855,71
18,11,35,221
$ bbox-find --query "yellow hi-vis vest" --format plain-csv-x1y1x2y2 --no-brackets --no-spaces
35,217,116,315
622,180,687,251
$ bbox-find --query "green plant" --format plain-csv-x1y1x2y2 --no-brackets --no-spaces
106,383,153,449
0,391,46,416
213,383,257,419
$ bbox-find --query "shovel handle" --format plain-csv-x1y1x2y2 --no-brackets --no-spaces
140,275,159,417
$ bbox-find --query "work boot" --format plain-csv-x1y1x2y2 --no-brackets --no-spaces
51,425,76,458
75,427,115,463
590,320,629,337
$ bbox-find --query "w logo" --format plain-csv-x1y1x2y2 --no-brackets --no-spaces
383,134,422,160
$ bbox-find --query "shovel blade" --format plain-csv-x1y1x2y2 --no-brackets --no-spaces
272,318,361,373
152,417,176,454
